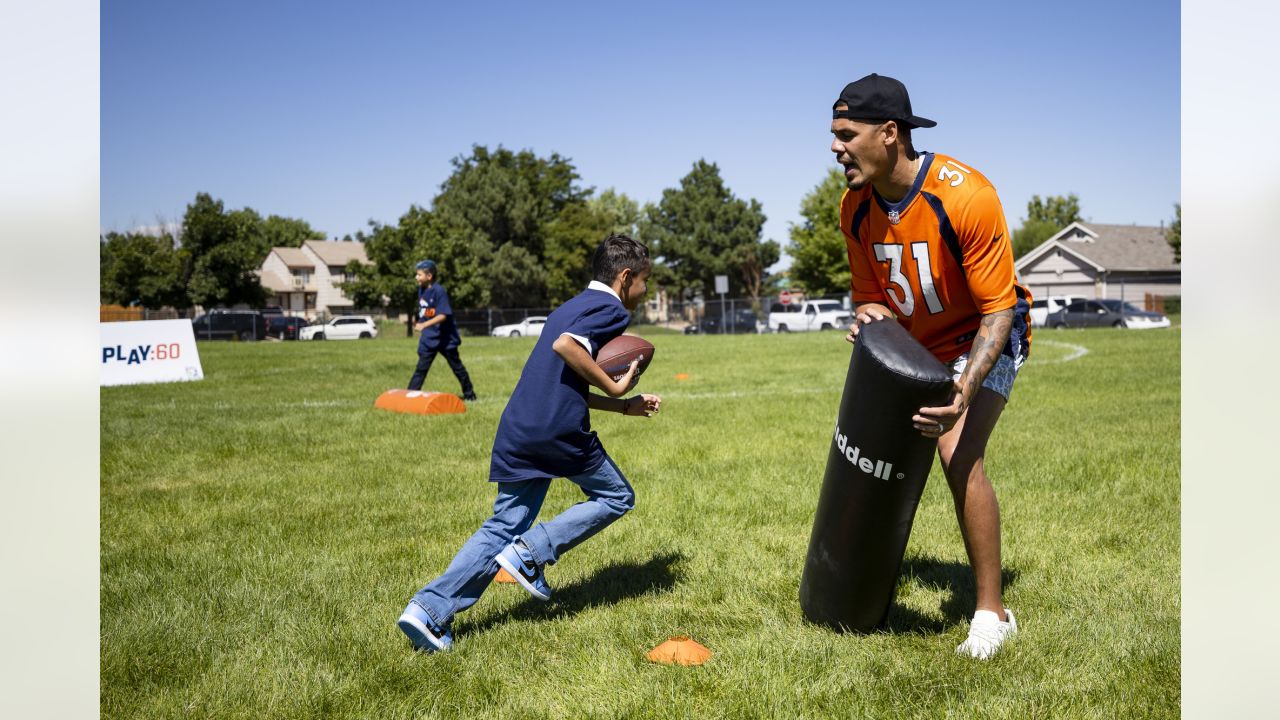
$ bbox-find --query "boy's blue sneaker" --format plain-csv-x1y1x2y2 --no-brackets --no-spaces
397,601,453,653
495,538,551,601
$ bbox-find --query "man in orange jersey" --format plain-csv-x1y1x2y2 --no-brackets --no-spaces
832,73,1032,659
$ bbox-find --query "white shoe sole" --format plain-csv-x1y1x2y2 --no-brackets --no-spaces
397,612,449,652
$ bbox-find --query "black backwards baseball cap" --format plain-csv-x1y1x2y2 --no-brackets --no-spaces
833,73,936,129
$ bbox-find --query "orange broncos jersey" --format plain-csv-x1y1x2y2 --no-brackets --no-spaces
840,152,1032,363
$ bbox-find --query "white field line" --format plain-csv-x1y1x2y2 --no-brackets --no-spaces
657,342,1092,400
270,388,837,407
663,387,831,400
1027,339,1089,365
176,342,1092,410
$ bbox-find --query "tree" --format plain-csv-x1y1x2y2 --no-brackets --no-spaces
484,243,548,308
588,188,641,237
544,202,613,305
640,160,775,305
340,220,419,336
541,189,644,305
1011,218,1061,260
418,145,600,307
342,144,599,328
731,239,780,307
431,145,591,260
261,215,325,247
99,195,326,310
1166,203,1180,263
1012,193,1081,258
342,205,495,336
1026,193,1081,226
400,206,493,309
179,193,272,308
99,231,186,308
787,167,852,296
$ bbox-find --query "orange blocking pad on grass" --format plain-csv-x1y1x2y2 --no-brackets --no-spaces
374,389,466,415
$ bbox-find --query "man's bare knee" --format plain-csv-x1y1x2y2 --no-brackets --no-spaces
937,434,960,470
944,453,985,491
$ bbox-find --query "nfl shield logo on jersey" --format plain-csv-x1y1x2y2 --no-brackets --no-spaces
887,210,901,225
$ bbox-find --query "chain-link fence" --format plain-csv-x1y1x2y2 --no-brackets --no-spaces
104,280,1177,342
100,306,199,323
391,298,786,337
1109,275,1181,315
447,307,549,337
431,300,769,337
632,293,854,335
100,292,860,337
1022,273,1181,317
638,297,762,334
101,305,392,323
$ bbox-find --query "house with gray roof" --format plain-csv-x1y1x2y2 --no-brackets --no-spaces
1014,222,1180,305
257,240,371,319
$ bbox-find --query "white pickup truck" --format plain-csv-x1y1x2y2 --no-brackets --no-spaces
768,300,854,333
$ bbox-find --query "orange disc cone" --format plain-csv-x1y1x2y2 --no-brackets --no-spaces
675,373,690,381
646,636,712,666
494,567,517,583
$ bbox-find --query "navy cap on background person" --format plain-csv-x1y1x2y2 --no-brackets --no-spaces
415,260,438,274
832,73,937,129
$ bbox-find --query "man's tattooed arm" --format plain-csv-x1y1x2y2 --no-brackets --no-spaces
957,308,1014,403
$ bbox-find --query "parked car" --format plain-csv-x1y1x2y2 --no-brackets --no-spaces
1046,299,1170,329
684,308,761,334
1029,295,1086,327
191,310,268,341
768,300,853,333
491,316,547,338
267,315,309,340
299,315,379,340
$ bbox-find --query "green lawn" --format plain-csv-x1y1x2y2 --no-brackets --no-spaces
101,325,1180,719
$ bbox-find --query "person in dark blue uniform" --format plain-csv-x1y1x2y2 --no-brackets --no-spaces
407,259,476,401
396,234,662,653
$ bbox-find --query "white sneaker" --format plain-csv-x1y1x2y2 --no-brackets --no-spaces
955,609,1017,659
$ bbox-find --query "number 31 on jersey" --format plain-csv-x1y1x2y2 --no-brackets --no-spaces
937,158,971,187
873,242,945,317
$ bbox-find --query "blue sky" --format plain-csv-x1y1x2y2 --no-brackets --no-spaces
102,1,1179,269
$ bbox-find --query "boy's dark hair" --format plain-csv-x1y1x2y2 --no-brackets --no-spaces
591,234,650,284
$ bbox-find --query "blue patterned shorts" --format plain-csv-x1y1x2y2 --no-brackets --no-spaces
950,352,1024,401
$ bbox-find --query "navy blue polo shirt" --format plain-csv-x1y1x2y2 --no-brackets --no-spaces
489,285,632,483
417,283,461,351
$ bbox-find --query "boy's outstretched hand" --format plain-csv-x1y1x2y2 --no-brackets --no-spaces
624,394,662,417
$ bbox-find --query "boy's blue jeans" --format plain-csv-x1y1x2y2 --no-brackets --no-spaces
411,456,635,628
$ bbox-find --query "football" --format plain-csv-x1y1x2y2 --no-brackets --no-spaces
596,334,655,383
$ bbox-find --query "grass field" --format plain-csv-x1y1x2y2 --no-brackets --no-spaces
101,324,1180,719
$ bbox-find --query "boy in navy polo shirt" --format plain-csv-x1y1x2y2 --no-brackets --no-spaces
408,260,476,401
397,234,662,653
